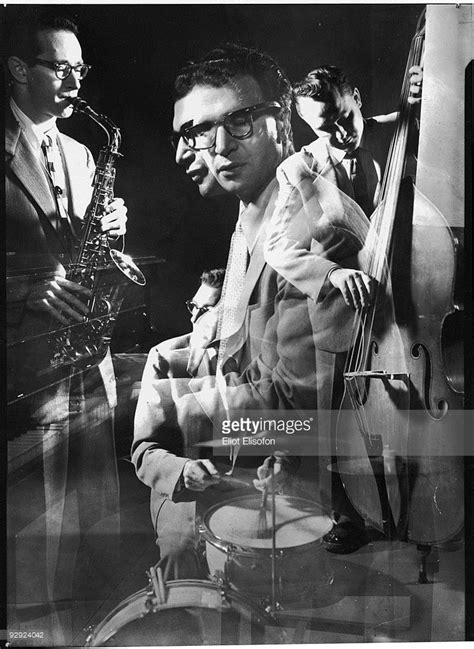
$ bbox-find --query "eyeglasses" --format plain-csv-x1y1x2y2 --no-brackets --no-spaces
185,300,210,317
33,58,91,80
180,101,282,151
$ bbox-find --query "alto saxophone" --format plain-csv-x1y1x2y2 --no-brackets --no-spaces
49,97,146,371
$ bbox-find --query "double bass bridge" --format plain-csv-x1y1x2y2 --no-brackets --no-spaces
343,370,410,452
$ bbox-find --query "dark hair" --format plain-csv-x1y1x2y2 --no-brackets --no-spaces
5,12,79,63
200,268,225,289
174,43,294,156
293,65,354,102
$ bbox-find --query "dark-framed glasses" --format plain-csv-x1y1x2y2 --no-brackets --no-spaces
185,299,210,317
33,58,91,80
181,101,282,151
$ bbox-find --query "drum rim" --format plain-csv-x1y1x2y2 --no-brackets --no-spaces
201,493,332,554
85,578,286,646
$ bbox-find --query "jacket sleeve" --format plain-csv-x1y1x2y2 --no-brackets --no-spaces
264,157,366,302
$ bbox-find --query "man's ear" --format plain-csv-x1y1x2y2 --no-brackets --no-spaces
353,87,363,108
8,56,28,84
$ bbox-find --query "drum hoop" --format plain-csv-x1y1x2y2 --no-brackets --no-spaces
201,494,332,554
86,579,285,646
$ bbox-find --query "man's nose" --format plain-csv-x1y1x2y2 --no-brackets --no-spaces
65,70,81,90
214,124,237,156
190,307,201,323
190,305,208,323
176,140,194,166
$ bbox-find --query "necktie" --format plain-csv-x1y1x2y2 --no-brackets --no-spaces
42,134,75,249
348,149,379,217
216,219,248,368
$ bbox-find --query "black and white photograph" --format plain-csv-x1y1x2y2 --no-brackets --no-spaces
3,2,472,646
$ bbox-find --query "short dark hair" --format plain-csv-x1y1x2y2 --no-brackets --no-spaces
200,268,225,290
5,12,79,63
174,43,294,156
293,65,354,102
174,43,292,109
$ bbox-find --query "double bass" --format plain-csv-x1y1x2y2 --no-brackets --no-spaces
335,5,466,546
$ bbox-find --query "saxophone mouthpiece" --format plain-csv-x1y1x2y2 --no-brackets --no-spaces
70,96,90,113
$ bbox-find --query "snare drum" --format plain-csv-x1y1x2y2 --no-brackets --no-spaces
86,579,286,646
201,495,333,605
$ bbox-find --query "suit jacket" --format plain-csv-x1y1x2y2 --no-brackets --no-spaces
5,105,116,418
132,179,354,518
263,117,397,349
299,117,395,211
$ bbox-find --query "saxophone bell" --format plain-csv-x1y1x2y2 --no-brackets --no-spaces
109,249,146,286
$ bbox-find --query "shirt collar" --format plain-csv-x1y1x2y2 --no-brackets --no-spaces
238,177,278,251
10,97,58,153
303,119,368,164
304,137,347,164
239,177,278,216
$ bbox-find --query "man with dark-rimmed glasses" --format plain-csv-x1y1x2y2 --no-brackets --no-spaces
133,42,370,580
5,12,127,640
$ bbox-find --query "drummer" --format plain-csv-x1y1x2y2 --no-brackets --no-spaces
133,43,368,577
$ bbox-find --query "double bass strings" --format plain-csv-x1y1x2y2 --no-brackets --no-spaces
342,19,425,447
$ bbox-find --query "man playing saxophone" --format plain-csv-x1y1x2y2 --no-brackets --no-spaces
5,11,127,643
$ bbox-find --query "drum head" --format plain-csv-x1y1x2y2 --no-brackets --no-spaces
87,579,286,646
204,494,332,550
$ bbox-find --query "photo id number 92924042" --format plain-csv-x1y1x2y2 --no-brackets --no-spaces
6,631,46,641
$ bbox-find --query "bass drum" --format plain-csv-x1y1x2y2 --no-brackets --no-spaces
85,579,287,646
202,495,334,605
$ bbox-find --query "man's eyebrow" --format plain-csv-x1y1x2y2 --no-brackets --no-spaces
182,119,193,130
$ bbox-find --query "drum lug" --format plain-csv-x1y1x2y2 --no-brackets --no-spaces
210,570,233,609
212,568,226,586
264,599,284,615
145,564,167,611
226,543,238,557
83,625,95,646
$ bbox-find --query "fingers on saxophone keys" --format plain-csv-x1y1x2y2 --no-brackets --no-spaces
50,282,90,318
43,293,83,323
40,298,70,325
56,276,92,300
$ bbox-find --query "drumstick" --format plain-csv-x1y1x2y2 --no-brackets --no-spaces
270,463,277,612
219,475,251,487
257,486,269,538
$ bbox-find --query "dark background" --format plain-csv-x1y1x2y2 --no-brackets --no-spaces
2,3,423,338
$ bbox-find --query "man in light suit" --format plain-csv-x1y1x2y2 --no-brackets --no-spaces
132,44,370,575
5,13,127,639
263,65,421,553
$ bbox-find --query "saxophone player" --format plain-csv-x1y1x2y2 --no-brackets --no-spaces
5,12,126,642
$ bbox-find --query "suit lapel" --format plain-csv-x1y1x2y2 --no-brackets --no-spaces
223,181,278,355
9,133,60,231
306,139,355,199
238,181,278,314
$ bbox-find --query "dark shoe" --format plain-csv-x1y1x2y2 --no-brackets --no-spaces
323,521,370,554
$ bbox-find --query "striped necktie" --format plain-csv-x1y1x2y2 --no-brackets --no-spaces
216,219,249,369
41,133,76,249
42,133,70,221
